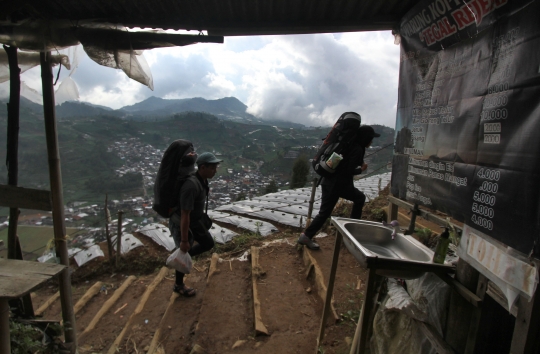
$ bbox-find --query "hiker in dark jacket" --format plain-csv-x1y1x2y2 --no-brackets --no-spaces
169,152,222,296
297,125,380,250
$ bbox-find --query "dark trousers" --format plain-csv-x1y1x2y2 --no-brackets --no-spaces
304,182,366,238
170,218,215,286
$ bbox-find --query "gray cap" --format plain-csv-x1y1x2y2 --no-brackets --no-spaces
196,152,223,165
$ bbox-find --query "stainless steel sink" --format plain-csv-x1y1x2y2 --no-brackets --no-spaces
331,217,454,279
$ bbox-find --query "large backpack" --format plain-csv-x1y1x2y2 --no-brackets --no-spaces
312,112,361,177
152,140,195,218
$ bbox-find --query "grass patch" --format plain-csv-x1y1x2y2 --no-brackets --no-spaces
0,226,80,260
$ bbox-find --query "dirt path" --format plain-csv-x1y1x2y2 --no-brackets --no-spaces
191,258,253,353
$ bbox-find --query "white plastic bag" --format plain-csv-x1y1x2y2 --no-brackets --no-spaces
166,249,192,274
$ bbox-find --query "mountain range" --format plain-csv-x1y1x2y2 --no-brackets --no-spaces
20,96,303,128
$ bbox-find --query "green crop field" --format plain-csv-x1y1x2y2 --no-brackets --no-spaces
0,226,80,261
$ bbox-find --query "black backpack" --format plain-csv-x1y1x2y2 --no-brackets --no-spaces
152,140,195,218
312,112,361,177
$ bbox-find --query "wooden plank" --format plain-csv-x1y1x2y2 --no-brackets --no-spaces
250,246,269,336
416,320,456,354
147,292,179,354
34,291,60,316
0,259,64,298
0,184,52,211
79,275,136,338
207,253,220,282
107,267,168,354
436,272,482,308
73,281,103,315
464,274,489,354
0,258,63,276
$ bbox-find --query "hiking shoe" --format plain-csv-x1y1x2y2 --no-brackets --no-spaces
297,233,320,250
173,283,196,297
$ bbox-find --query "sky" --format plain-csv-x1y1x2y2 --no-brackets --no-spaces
2,31,400,128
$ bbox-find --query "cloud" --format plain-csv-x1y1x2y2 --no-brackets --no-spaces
10,31,399,127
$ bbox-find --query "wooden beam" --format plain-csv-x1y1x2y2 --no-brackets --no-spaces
416,320,456,354
436,272,482,308
0,184,52,211
250,246,269,336
388,196,462,232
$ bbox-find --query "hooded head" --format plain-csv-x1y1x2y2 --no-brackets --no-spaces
356,125,381,147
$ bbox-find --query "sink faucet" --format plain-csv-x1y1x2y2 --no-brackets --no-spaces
382,220,400,240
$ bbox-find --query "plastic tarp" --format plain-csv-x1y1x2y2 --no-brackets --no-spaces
216,203,306,228
38,247,83,263
214,173,391,228
209,223,238,244
207,211,278,236
370,273,450,354
137,223,175,251
74,245,104,267
111,233,144,255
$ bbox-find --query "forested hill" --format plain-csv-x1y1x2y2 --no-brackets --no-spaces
0,98,395,203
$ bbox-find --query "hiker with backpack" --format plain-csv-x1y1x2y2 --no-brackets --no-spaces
153,140,221,296
298,123,381,250
168,152,222,296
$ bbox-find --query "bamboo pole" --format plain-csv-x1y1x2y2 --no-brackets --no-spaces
4,44,34,317
116,210,123,267
40,51,77,352
316,232,342,348
4,44,20,261
105,194,113,259
306,178,319,228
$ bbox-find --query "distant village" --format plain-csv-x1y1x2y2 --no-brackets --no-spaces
1,137,287,238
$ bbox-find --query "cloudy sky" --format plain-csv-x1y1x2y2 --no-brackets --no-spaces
3,31,400,127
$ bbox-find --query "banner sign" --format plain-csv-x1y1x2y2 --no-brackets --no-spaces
392,0,540,256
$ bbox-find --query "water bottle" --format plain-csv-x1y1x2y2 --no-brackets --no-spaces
433,228,450,264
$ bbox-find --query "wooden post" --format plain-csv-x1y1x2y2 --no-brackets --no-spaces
406,203,419,234
0,298,10,354
116,210,123,268
510,282,540,353
464,274,488,354
388,201,398,223
306,177,319,228
317,231,342,348
444,259,479,353
4,44,21,261
40,51,77,352
350,267,377,354
104,194,113,259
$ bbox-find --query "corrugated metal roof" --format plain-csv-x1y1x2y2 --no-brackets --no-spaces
4,0,421,35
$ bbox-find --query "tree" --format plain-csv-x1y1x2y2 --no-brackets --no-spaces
264,180,278,195
290,155,309,189
236,192,247,201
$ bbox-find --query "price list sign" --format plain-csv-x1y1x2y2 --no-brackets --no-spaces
391,0,540,255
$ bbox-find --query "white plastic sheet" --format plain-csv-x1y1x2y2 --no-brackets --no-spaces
111,233,144,255
214,172,391,228
458,225,539,311
74,245,104,267
137,223,175,251
370,273,450,354
207,211,278,236
209,223,238,244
